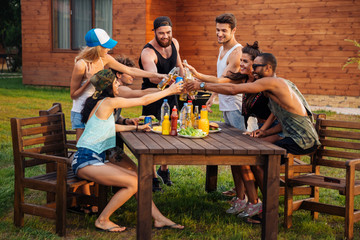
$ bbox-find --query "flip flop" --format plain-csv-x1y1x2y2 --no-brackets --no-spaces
244,214,262,225
222,188,236,197
155,223,184,230
96,226,126,232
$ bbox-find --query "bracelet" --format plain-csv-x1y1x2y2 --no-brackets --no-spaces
136,125,138,131
122,118,129,125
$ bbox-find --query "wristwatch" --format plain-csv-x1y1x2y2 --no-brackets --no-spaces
199,82,206,90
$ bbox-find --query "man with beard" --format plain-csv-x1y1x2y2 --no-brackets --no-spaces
186,52,320,222
205,13,245,131
187,52,320,158
139,16,184,192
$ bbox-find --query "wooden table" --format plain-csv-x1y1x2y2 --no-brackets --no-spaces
119,122,286,240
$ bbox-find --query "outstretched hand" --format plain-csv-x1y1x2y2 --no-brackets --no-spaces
250,129,266,138
183,61,200,78
138,123,151,132
168,81,184,94
184,80,200,93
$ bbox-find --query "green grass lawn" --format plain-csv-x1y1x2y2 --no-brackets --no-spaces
0,76,359,239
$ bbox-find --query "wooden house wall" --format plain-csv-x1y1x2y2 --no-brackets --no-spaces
176,0,360,98
21,0,360,101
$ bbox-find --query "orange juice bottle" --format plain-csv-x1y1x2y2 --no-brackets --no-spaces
162,114,170,135
198,105,209,134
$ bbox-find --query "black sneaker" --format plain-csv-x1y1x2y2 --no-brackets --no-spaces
157,167,173,186
153,178,162,192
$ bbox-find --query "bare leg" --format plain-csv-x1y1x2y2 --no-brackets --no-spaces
231,166,246,200
78,163,138,232
112,159,184,229
251,165,264,193
240,166,259,204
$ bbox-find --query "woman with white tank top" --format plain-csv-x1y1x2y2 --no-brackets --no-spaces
70,28,167,141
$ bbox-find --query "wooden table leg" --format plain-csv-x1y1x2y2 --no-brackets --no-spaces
262,155,280,240
205,165,218,192
137,154,153,240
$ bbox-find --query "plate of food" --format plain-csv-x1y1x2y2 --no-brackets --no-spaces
151,125,162,134
209,122,221,133
178,127,207,138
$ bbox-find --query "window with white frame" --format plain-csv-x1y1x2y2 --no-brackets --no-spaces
52,0,112,50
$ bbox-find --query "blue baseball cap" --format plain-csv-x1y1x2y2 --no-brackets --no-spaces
85,28,117,49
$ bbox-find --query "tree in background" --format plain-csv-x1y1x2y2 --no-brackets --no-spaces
0,0,21,72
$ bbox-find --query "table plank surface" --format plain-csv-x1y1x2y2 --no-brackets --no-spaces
123,123,283,156
119,122,286,240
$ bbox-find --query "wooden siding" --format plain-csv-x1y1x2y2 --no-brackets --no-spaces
175,0,360,97
21,0,360,101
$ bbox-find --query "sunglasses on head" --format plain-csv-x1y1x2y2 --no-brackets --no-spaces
252,64,267,70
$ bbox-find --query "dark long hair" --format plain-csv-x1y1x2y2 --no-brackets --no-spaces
81,85,115,123
241,41,263,115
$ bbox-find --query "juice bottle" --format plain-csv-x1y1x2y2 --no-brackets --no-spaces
162,114,170,135
185,104,192,128
170,106,178,136
187,100,194,126
198,105,209,134
193,105,199,129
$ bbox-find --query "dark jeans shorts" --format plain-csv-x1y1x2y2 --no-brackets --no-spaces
71,147,108,175
274,137,318,164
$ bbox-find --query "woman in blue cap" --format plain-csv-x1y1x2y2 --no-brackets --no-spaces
69,28,167,214
70,28,166,142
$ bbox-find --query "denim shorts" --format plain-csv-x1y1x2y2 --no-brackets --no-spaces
71,147,108,175
71,111,85,129
223,110,246,131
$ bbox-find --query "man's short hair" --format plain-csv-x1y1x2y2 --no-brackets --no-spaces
215,13,237,30
111,55,135,75
258,53,277,72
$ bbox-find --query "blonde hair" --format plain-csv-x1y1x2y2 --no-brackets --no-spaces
75,46,102,63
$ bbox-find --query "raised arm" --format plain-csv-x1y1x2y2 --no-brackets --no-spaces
139,48,163,84
109,81,182,110
115,85,159,98
186,78,274,95
105,54,166,80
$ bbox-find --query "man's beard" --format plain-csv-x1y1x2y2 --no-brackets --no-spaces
155,35,172,47
254,72,264,80
218,37,230,44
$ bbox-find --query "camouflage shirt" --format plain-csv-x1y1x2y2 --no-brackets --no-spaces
268,79,320,150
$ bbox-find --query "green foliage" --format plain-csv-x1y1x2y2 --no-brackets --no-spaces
342,39,360,70
0,0,22,72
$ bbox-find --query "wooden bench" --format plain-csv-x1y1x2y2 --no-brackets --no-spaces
11,112,107,236
284,118,360,240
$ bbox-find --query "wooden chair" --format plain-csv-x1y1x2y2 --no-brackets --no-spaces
279,113,326,196
284,118,360,240
11,113,107,236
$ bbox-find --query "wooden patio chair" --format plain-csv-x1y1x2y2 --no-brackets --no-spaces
38,103,107,213
11,113,107,236
279,113,326,196
284,118,360,240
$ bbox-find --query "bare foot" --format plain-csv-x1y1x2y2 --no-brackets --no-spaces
95,219,126,232
154,218,184,230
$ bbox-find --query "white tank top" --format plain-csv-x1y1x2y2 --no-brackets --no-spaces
217,43,243,111
71,58,104,113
